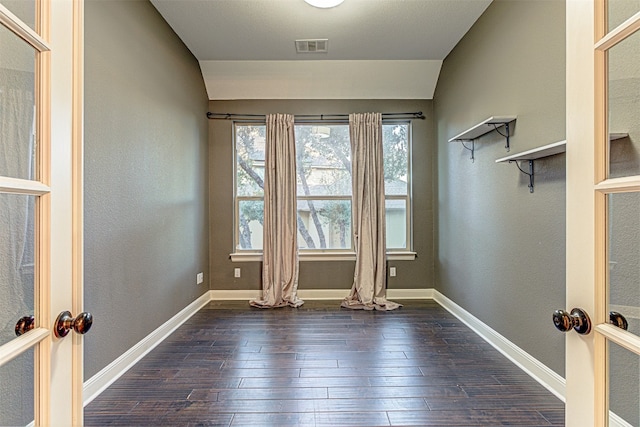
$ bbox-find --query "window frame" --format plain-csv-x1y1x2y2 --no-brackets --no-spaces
383,120,413,252
231,120,415,261
296,194,354,254
234,195,263,254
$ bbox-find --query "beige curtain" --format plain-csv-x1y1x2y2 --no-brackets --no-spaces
342,113,401,311
250,114,303,308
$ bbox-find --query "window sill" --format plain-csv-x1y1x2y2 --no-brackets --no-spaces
230,251,417,262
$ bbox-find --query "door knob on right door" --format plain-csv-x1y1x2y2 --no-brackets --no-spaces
553,308,592,335
54,311,93,338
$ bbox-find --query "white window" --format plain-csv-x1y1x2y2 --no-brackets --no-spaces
235,125,266,250
234,122,411,253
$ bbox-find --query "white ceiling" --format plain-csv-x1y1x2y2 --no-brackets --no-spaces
150,0,492,99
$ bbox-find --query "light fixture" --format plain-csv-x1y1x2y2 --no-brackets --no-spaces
304,0,344,9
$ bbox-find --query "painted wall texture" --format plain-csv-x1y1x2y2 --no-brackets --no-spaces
83,0,209,379
208,99,435,295
434,0,566,376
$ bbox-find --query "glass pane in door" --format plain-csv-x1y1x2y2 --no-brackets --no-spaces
0,22,37,181
0,347,34,426
0,193,35,346
607,28,640,179
608,192,640,336
1,1,36,30
609,340,640,426
608,0,640,32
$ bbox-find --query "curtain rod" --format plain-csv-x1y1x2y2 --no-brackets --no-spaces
207,111,425,122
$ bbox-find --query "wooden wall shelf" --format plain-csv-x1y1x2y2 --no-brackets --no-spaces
449,116,517,161
495,140,566,163
449,116,518,142
496,133,629,193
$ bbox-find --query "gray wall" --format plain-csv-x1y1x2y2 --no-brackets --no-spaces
434,0,566,375
84,0,209,379
209,99,435,293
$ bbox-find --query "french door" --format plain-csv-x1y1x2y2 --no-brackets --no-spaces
566,0,640,425
0,0,85,425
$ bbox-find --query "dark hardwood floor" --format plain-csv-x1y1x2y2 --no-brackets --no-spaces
84,300,564,426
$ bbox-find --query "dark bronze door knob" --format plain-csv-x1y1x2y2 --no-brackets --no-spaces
609,311,628,330
15,315,35,336
553,308,591,335
54,311,93,338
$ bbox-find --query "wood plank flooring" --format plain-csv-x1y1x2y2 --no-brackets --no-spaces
84,300,564,426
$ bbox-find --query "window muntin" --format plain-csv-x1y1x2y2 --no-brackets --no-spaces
234,122,411,253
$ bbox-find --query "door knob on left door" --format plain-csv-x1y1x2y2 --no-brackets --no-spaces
15,315,35,336
609,311,628,330
54,311,93,338
553,308,592,335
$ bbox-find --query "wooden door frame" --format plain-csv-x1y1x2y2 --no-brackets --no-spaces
71,0,84,424
35,0,51,424
565,0,596,425
46,0,85,424
567,1,640,425
0,0,81,424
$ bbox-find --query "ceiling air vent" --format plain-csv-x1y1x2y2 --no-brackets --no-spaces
295,39,328,53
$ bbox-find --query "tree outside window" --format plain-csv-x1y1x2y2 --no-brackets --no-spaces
234,122,411,252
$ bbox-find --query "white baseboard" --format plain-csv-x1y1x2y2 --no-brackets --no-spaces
209,289,260,300
209,288,434,301
299,289,347,300
387,288,434,299
83,290,213,406
432,290,566,401
610,411,633,427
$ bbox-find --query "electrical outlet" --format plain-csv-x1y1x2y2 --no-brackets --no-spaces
389,267,397,277
234,268,241,278
196,272,204,284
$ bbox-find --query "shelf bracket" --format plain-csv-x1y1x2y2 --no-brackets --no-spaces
460,140,475,162
505,122,511,152
493,122,512,152
509,160,534,193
